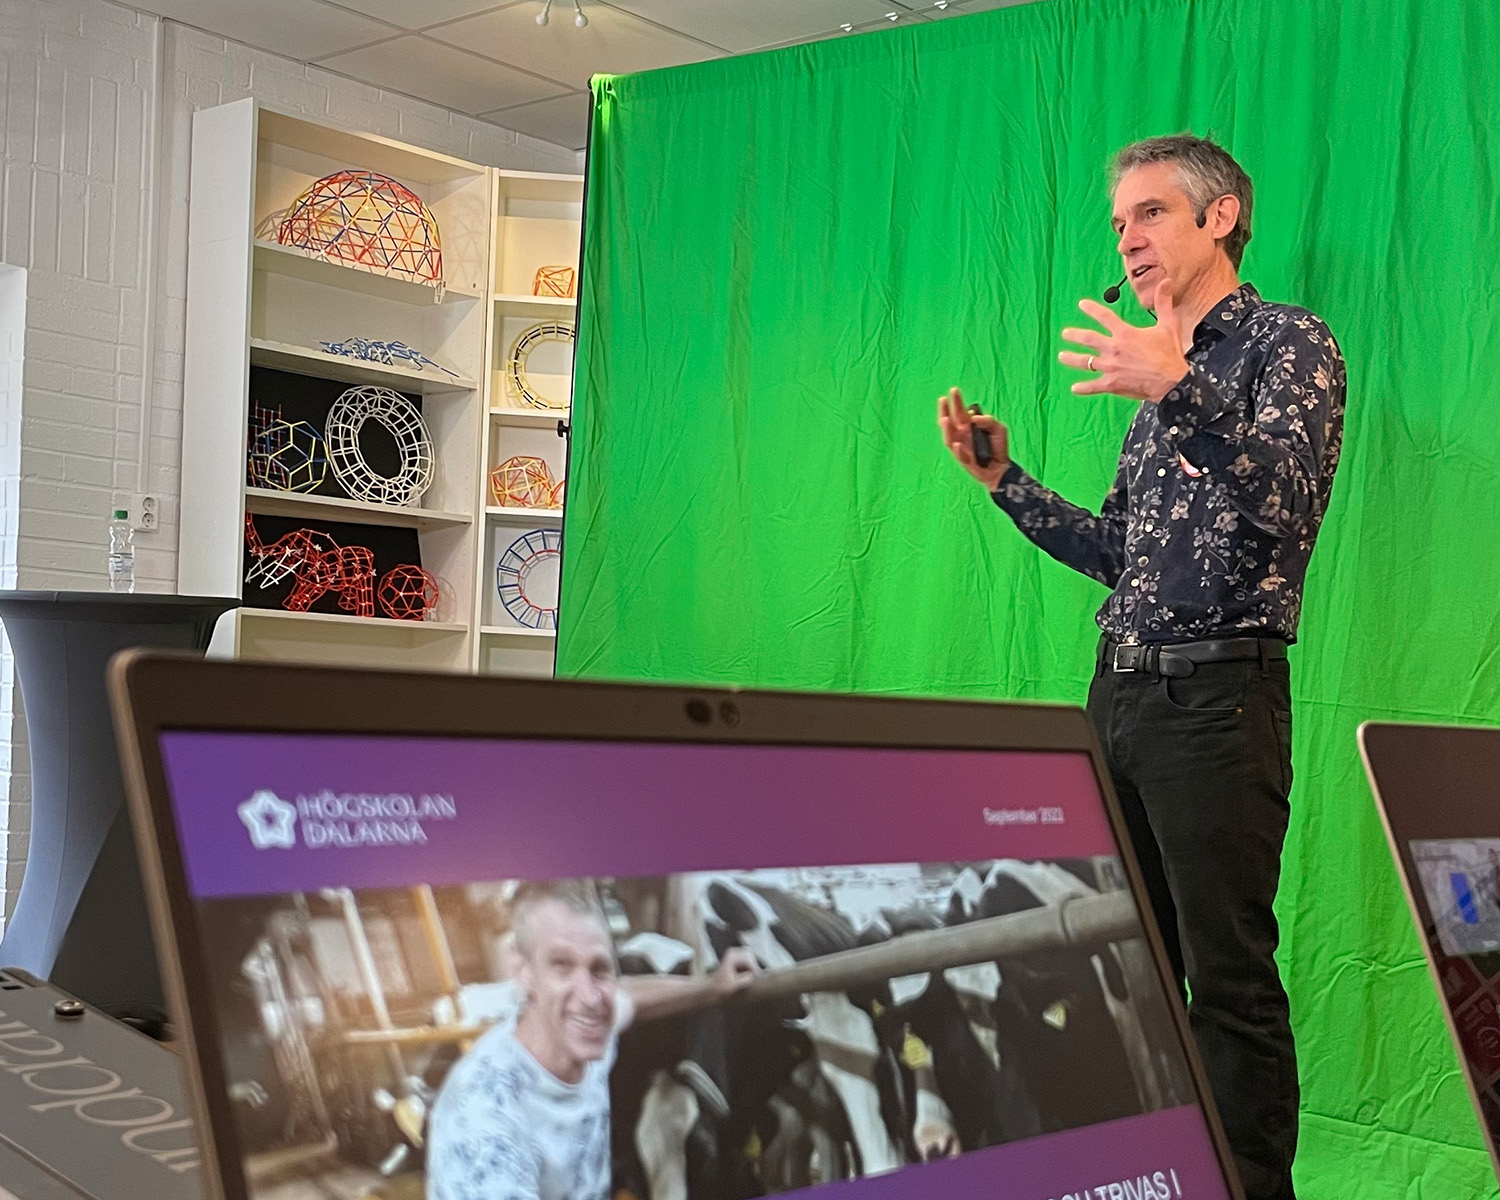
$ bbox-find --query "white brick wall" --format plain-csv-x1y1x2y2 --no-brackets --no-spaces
0,0,583,923
0,265,23,919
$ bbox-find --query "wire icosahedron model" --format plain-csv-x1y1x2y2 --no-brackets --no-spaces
276,170,444,296
377,564,440,622
490,456,560,509
325,385,434,506
245,516,376,617
247,403,327,494
507,321,575,410
496,528,562,630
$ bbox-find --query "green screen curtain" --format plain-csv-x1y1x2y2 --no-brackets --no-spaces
557,0,1500,1193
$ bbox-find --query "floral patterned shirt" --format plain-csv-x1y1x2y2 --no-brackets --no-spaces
991,284,1346,645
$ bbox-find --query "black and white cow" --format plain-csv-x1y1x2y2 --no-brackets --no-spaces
933,860,1151,1133
611,861,1154,1198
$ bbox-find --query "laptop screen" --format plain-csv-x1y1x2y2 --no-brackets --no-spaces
1401,837,1500,1141
156,729,1232,1200
1361,722,1500,1162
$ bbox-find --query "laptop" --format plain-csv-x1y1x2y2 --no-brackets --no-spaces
1359,720,1500,1177
110,651,1244,1200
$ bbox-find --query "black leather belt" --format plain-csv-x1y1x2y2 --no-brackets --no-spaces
1099,636,1287,678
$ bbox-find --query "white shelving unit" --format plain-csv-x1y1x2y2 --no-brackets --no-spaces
181,100,582,676
474,170,582,678
181,100,528,673
180,101,584,677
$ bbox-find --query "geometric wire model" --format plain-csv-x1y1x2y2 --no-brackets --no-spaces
506,321,575,410
489,456,558,509
324,385,434,506
246,403,328,494
495,528,562,630
244,516,376,617
319,337,460,380
547,477,566,508
532,265,575,298
276,170,444,298
376,564,440,621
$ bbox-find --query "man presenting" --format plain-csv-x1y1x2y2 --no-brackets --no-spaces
426,881,756,1200
938,134,1346,1200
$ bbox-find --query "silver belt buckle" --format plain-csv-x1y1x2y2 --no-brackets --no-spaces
1111,644,1132,672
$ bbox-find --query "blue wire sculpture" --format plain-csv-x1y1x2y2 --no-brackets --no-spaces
319,337,460,380
496,528,562,630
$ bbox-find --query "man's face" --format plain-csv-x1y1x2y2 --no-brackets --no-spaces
517,901,617,1068
1111,162,1227,309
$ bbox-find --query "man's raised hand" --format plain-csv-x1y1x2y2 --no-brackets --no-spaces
1059,279,1190,403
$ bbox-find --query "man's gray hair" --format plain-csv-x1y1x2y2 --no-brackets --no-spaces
509,879,610,957
1111,134,1254,269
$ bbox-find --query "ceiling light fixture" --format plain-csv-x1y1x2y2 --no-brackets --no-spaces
537,0,587,26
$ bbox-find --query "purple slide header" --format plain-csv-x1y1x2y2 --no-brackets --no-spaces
158,733,1117,899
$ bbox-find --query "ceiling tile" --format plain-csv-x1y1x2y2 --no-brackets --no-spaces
317,35,568,114
481,93,592,150
323,0,512,29
602,0,914,54
429,2,724,89
134,0,397,60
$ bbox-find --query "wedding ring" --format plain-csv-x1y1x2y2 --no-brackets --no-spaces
1087,355,1097,372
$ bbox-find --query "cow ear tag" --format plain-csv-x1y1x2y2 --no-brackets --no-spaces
901,1027,931,1070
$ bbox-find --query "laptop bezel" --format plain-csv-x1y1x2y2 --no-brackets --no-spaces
110,648,1245,1200
1359,719,1500,1180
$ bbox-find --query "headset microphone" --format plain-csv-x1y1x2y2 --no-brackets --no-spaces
1103,275,1126,304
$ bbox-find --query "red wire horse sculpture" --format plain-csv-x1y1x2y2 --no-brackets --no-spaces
245,516,376,618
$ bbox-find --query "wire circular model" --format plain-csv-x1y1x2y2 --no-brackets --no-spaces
276,170,443,291
507,321,575,411
325,385,434,506
496,528,562,630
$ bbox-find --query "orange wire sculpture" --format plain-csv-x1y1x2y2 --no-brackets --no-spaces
490,456,561,510
377,564,440,622
532,265,576,298
276,170,443,291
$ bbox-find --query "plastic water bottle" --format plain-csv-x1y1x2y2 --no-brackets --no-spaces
107,509,135,593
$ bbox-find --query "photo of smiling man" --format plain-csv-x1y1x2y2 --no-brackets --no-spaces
425,880,756,1200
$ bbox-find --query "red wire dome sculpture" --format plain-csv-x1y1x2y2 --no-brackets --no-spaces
276,170,443,292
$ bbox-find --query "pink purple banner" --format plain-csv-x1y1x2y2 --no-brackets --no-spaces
158,733,1117,899
819,1105,1230,1200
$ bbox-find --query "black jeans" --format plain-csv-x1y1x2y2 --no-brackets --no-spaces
1086,646,1298,1200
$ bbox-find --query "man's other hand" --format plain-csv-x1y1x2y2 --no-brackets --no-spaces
938,387,1010,490
712,947,759,998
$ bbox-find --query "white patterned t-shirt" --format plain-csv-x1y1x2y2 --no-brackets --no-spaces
425,1007,622,1200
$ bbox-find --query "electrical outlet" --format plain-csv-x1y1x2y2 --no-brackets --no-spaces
133,493,160,533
